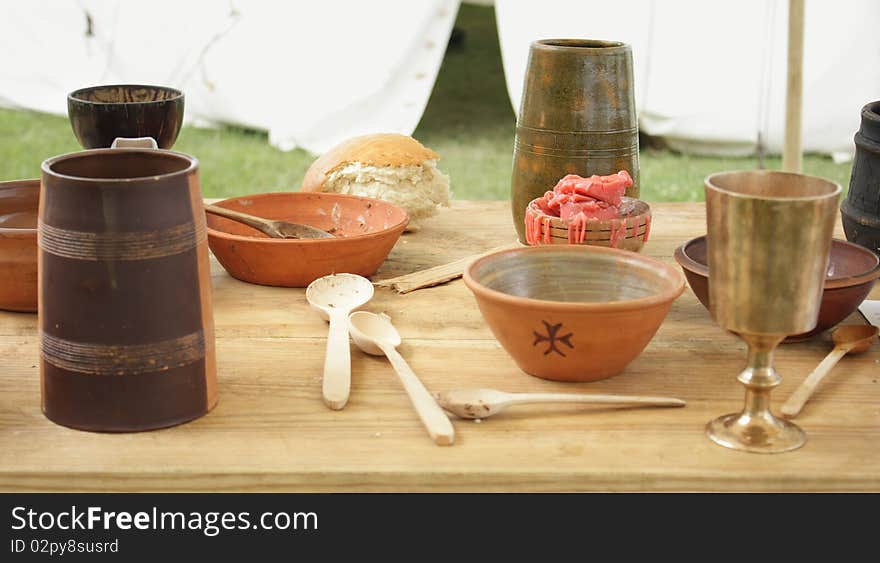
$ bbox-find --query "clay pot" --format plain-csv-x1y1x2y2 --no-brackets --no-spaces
674,236,880,340
841,100,880,253
0,179,39,312
523,196,651,252
67,84,184,149
40,147,217,431
206,192,408,287
463,245,684,382
511,39,639,243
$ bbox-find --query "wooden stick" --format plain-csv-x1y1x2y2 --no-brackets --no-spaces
381,344,455,446
780,345,848,418
321,311,351,410
205,204,280,238
782,0,805,173
506,393,686,408
374,243,521,293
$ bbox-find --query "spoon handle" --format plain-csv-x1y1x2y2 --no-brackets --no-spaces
383,346,455,446
506,393,686,408
204,204,279,238
322,312,351,410
780,345,849,418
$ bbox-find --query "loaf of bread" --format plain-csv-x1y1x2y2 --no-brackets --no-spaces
301,133,450,230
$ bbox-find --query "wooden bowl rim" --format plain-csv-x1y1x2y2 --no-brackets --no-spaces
674,235,880,289
68,84,184,106
206,191,409,244
464,244,685,312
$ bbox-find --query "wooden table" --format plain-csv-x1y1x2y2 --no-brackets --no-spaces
1,201,878,492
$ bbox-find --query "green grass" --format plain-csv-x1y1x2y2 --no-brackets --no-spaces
0,4,852,200
639,148,852,201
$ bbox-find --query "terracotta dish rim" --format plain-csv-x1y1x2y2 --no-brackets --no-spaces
674,235,880,289
0,178,39,236
206,191,409,244
68,84,184,105
464,245,685,312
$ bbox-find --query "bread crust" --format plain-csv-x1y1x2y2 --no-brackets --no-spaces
301,134,439,192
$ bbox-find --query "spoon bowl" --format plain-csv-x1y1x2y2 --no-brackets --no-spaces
306,274,374,320
348,311,401,355
433,388,510,418
831,324,878,353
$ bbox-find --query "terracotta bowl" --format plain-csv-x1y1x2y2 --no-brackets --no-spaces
674,235,880,341
207,192,408,287
0,179,39,312
524,196,651,252
68,84,184,149
463,245,685,382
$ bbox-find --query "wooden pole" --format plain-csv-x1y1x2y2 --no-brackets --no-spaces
783,0,805,173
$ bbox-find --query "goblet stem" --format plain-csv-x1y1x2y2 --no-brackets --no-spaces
706,334,806,453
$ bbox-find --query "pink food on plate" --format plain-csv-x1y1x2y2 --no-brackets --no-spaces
527,171,646,246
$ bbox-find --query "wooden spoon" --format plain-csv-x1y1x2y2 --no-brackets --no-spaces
433,388,686,420
306,274,374,410
348,311,455,445
204,204,335,239
780,324,878,418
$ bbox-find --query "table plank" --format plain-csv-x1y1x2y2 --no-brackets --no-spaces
1,201,878,491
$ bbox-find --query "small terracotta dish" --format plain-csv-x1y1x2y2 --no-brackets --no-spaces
207,192,408,287
68,84,184,149
524,196,651,252
463,245,685,382
0,179,39,312
674,235,880,340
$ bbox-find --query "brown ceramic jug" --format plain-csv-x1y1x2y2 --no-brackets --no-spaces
511,39,639,243
39,139,217,432
841,100,880,253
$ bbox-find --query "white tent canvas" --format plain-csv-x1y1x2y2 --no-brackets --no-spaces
496,0,880,159
0,0,458,154
1,0,875,157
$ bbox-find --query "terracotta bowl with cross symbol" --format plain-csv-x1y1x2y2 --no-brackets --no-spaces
463,245,685,382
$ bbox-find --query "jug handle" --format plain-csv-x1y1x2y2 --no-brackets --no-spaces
110,137,158,149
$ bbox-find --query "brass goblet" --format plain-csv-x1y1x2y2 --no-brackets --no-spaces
705,171,841,453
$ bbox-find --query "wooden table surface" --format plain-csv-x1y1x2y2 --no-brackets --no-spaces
1,201,878,492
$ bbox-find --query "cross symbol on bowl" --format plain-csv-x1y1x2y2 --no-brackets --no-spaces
533,320,574,357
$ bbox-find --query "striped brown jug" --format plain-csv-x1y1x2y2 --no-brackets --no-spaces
39,140,217,431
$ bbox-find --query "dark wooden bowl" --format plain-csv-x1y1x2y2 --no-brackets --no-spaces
67,84,184,149
0,179,39,312
674,236,880,341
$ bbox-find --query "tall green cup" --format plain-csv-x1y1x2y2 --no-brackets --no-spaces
511,39,639,243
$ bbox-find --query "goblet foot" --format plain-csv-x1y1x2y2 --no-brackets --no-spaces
706,411,806,453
